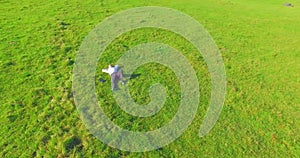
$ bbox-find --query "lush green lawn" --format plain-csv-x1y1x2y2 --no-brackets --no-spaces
1,0,299,157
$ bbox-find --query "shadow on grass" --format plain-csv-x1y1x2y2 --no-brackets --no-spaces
124,73,141,79
99,73,141,83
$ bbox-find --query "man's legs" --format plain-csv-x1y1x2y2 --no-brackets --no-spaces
111,72,118,90
116,69,125,84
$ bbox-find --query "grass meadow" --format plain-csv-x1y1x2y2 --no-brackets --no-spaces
1,0,299,157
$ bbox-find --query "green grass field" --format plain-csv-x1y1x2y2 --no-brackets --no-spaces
1,0,299,157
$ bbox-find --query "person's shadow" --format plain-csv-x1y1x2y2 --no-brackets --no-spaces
121,73,141,85
116,65,141,80
98,73,140,84
124,73,141,79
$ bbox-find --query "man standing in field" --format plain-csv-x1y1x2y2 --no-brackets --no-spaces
102,65,125,90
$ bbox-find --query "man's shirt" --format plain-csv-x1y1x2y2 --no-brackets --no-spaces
102,65,118,75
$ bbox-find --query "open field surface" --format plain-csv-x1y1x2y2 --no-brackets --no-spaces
0,0,299,157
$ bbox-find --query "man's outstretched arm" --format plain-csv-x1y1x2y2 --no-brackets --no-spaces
102,68,109,73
